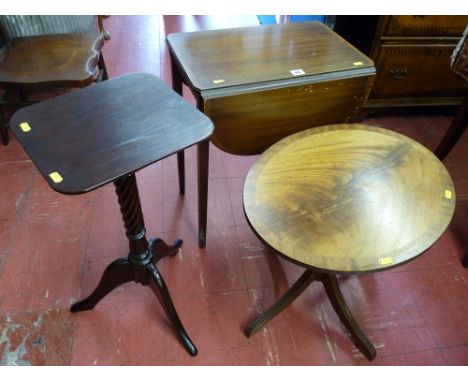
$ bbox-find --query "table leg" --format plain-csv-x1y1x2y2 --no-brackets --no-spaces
245,270,318,337
70,173,197,356
320,274,376,361
177,151,185,195
170,51,186,196
197,139,209,248
169,53,210,248
245,269,376,361
70,258,133,312
147,263,197,356
170,53,183,96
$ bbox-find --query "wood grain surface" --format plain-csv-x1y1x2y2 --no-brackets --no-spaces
167,21,374,91
243,124,455,274
168,21,375,155
0,32,104,87
10,73,214,194
205,76,374,155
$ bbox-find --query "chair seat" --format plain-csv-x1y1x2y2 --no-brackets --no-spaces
0,31,104,88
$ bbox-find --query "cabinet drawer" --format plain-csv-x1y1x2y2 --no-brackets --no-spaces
385,16,468,37
371,44,468,98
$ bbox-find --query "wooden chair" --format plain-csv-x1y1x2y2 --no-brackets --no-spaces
434,26,468,268
0,15,110,145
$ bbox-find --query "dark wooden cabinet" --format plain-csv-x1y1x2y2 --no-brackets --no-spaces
335,15,468,109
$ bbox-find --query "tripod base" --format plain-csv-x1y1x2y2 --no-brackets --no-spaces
245,270,376,361
71,237,197,357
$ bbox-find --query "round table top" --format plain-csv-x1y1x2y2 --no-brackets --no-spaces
243,124,456,274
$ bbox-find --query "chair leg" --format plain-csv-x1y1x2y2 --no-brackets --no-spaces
98,52,109,81
0,108,9,146
98,15,111,40
462,252,468,268
19,89,27,102
434,95,468,160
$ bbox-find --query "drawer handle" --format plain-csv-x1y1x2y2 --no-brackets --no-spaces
390,68,409,79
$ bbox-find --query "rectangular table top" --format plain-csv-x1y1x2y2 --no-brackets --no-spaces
167,21,374,94
10,73,213,194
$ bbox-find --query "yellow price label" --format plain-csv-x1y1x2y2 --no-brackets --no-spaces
444,189,453,199
353,61,364,66
20,122,31,132
49,172,63,183
212,79,225,84
378,257,393,265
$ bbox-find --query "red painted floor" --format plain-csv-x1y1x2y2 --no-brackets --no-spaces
0,15,467,366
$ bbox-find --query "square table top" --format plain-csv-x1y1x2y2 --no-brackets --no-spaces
167,21,374,93
10,73,214,194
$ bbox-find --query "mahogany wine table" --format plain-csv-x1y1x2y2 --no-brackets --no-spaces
243,123,456,360
9,73,214,356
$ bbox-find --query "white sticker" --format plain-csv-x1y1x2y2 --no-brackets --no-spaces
290,69,306,76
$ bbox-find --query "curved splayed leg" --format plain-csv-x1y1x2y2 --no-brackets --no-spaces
70,258,133,312
245,269,318,337
147,263,197,356
150,237,183,265
321,274,376,361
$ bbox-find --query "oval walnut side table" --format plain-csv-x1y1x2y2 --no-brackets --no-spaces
243,123,456,361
